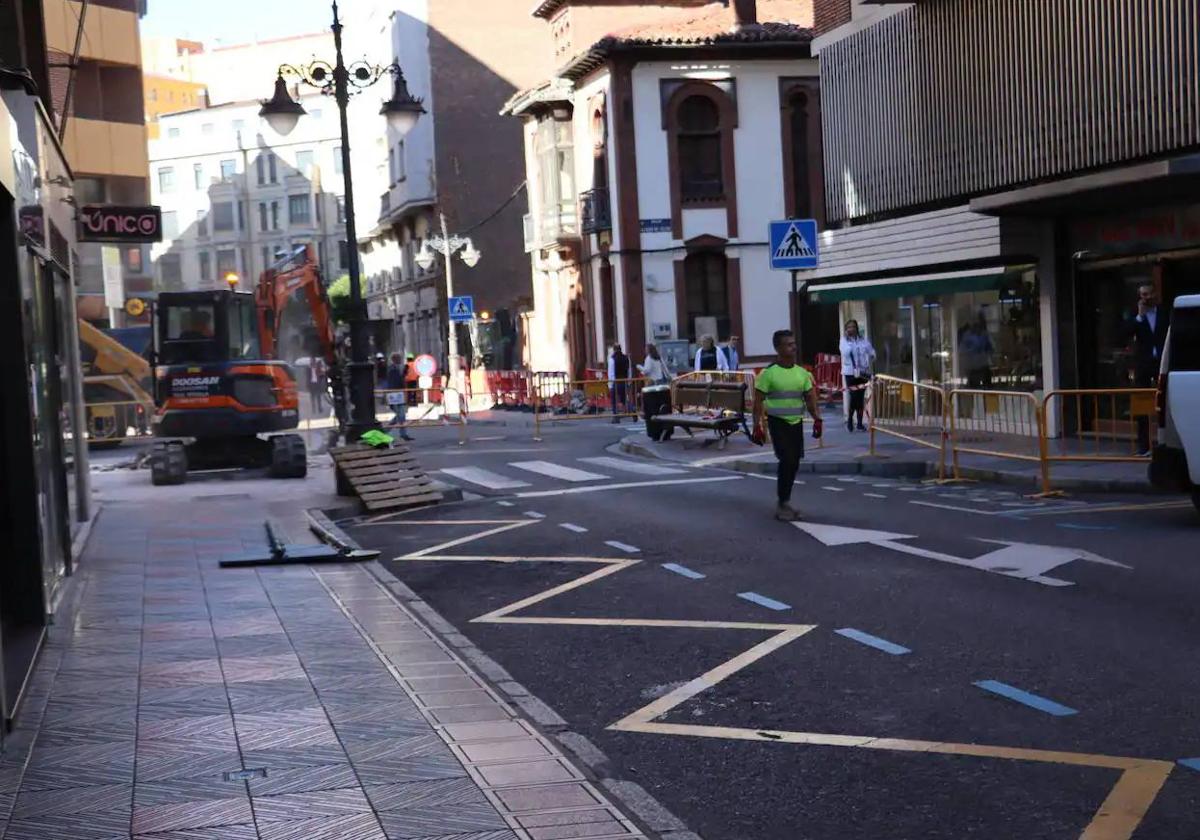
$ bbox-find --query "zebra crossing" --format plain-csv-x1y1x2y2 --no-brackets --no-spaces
438,456,688,491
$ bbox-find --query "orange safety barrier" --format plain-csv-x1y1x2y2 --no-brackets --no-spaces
814,353,844,401
532,376,648,441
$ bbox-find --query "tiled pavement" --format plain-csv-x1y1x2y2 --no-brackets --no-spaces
0,481,648,840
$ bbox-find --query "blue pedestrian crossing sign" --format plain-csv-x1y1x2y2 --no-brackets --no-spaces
769,218,820,271
448,295,474,322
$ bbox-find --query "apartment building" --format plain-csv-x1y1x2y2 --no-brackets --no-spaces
148,95,350,292
43,0,152,325
361,0,552,369
810,0,1200,405
506,0,820,375
142,36,207,140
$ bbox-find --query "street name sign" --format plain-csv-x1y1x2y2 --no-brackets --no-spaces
769,218,819,270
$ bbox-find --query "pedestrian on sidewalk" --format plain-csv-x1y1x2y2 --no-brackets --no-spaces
404,352,420,407
308,355,328,415
753,329,822,522
722,335,741,371
1123,283,1169,455
608,344,632,422
694,334,731,374
638,343,673,385
386,352,414,441
839,319,875,432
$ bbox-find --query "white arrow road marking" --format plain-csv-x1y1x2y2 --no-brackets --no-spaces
791,523,917,547
792,523,1130,587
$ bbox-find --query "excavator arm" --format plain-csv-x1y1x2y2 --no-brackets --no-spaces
255,244,347,436
255,243,338,368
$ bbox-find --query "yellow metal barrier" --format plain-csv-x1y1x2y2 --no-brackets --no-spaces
532,377,648,442
1042,388,1156,463
868,375,948,479
948,388,1051,494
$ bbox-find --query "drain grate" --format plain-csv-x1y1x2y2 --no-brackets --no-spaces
223,768,268,781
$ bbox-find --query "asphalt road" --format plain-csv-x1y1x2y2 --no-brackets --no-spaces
347,418,1200,838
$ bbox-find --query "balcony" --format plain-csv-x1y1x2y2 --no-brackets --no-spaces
579,188,611,234
538,203,578,249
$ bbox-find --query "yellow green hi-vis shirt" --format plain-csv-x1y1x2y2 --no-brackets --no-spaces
755,363,815,425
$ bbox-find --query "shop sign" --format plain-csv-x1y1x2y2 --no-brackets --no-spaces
79,205,162,243
1070,205,1200,256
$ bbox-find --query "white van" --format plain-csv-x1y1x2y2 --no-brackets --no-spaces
1149,294,1200,512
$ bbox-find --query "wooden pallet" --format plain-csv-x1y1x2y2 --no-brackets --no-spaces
330,443,443,512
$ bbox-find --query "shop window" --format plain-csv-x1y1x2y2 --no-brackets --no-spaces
683,252,730,342
676,96,723,201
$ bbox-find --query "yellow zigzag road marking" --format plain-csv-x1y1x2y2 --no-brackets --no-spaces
395,518,1173,840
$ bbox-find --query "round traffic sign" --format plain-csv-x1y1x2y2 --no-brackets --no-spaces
124,298,146,317
414,354,437,378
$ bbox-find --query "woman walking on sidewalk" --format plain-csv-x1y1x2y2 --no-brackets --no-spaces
839,320,875,432
638,343,673,385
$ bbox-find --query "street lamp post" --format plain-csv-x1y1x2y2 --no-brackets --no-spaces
259,0,425,441
415,212,481,408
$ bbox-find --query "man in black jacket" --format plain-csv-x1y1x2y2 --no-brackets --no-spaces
1127,283,1170,455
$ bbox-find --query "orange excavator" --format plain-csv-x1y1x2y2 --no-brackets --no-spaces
148,244,346,485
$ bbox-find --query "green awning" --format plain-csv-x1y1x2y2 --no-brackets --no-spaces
807,268,1030,304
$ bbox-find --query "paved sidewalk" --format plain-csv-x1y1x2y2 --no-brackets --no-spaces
0,469,648,840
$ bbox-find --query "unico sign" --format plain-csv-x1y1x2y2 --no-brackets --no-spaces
79,205,163,243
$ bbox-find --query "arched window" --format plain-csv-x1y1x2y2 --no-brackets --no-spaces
676,95,723,201
780,80,824,224
788,91,811,218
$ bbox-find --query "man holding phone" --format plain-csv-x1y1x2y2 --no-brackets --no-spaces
752,330,822,521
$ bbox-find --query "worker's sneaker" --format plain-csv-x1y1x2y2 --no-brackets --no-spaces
775,503,799,522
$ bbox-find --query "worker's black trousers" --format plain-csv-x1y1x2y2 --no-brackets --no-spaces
768,416,805,503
